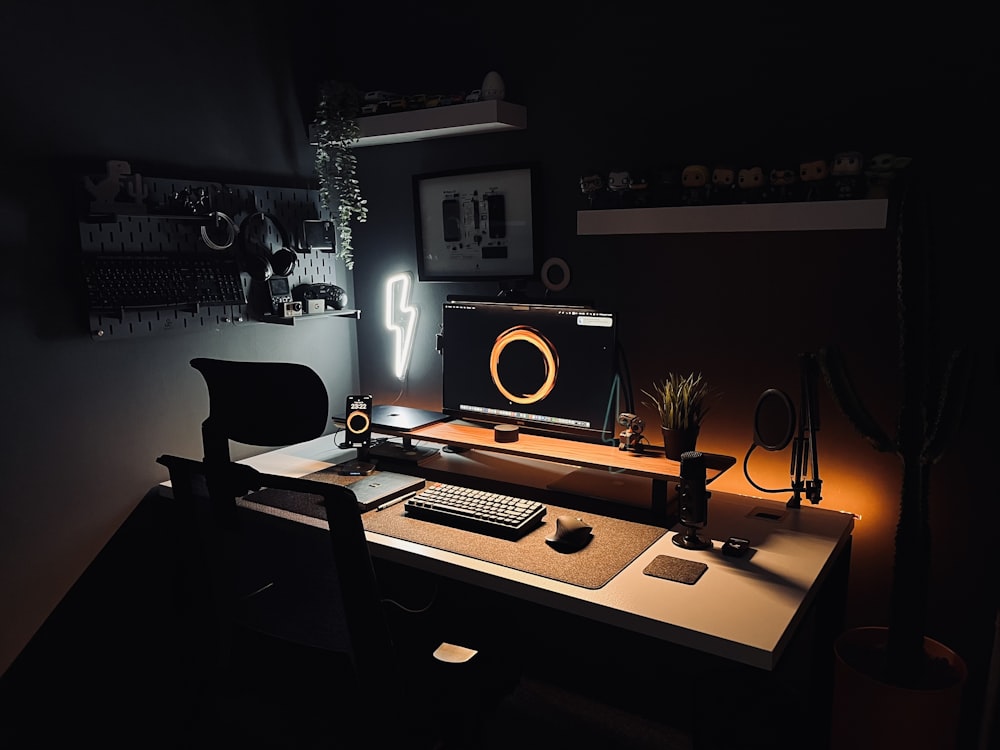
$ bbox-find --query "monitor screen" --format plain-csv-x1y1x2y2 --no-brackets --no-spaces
441,300,620,443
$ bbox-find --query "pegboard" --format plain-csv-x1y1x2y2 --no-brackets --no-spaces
79,168,346,340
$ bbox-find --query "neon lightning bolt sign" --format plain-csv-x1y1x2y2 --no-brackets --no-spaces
385,272,418,380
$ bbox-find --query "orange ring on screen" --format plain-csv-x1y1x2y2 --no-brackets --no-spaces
347,410,371,435
489,326,558,404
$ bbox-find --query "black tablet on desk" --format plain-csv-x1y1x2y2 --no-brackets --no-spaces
370,405,451,431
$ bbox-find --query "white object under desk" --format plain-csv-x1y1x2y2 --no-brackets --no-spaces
227,435,854,671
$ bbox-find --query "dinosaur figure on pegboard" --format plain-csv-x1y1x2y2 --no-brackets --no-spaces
83,159,147,214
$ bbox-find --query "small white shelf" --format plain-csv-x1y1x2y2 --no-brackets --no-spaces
342,100,526,147
261,309,361,325
576,199,889,235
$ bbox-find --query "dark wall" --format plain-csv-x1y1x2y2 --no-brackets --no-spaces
2,2,996,743
0,2,359,675
329,4,997,744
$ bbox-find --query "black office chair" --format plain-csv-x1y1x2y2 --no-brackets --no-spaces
188,357,330,475
159,358,516,748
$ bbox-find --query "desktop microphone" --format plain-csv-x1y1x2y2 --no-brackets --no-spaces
678,450,709,527
674,450,712,550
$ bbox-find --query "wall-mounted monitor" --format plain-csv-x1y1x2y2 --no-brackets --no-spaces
413,163,539,283
440,300,620,444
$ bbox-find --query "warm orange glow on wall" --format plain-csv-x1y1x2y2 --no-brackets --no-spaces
702,421,902,625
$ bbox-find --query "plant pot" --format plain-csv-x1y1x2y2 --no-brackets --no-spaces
661,426,699,461
831,626,967,750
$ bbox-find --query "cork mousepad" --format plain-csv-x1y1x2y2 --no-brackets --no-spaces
362,501,667,590
642,554,708,585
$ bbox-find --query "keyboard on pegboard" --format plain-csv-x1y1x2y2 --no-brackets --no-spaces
83,253,246,314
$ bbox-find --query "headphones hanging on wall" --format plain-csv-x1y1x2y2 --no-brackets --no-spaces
238,211,299,281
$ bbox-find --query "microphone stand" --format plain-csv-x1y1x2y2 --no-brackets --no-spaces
788,352,823,508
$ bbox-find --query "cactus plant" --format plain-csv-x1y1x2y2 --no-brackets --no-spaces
817,171,972,687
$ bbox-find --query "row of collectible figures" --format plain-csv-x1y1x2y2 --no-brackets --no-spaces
579,152,912,210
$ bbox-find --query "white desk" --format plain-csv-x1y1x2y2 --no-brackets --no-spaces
215,432,854,672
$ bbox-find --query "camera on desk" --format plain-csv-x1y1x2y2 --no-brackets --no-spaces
282,300,303,318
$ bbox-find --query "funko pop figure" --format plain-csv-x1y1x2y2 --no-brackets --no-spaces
865,153,913,199
711,166,737,204
579,172,604,208
626,171,650,207
606,170,631,208
767,167,797,202
737,166,766,203
798,158,830,201
653,167,683,207
831,151,865,200
681,164,711,205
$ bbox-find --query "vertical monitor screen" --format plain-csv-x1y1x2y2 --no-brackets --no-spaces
441,301,619,443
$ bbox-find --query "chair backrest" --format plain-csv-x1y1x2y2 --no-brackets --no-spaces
168,359,397,703
162,358,515,744
190,357,330,465
157,455,397,699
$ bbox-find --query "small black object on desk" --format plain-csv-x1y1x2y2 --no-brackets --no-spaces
673,450,712,550
494,424,519,443
722,536,751,557
336,458,376,476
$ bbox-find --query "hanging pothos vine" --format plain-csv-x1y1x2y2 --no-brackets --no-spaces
313,81,368,270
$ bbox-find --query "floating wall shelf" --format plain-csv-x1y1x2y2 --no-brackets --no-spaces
355,99,526,146
308,100,527,148
261,309,361,325
576,198,889,235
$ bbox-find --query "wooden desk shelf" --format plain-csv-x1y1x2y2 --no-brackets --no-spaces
395,421,735,483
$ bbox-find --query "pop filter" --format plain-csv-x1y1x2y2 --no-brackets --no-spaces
753,388,796,451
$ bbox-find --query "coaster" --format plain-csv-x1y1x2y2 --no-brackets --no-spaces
643,554,708,585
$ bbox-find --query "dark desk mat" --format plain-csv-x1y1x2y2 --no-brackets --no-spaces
247,472,668,589
362,501,666,590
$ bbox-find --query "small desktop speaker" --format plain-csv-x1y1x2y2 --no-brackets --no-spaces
345,394,373,447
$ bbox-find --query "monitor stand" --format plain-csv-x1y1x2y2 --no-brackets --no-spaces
367,435,440,464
